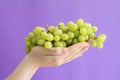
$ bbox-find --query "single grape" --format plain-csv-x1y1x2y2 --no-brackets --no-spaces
66,39,72,46
92,26,98,32
60,41,67,47
37,39,45,46
32,38,37,45
48,26,54,33
97,42,103,48
80,28,87,35
76,19,84,27
37,35,42,40
58,22,65,27
68,32,74,39
53,27,58,32
84,35,89,40
25,41,32,47
97,36,105,42
25,48,30,54
78,35,86,42
33,26,43,35
68,24,78,31
41,32,47,40
74,30,80,37
67,21,74,27
87,28,92,34
45,42,52,48
98,34,107,39
54,42,63,47
54,35,60,42
88,33,95,39
54,29,63,35
24,37,29,43
82,23,91,28
60,33,69,40
30,45,35,50
46,34,54,41
91,40,97,47
28,32,34,39
72,38,78,44
59,26,68,32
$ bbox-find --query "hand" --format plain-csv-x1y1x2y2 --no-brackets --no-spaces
28,42,89,67
5,42,89,80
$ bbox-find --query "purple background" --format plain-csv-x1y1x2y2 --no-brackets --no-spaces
0,0,120,80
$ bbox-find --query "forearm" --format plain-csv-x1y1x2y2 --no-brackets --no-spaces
5,55,40,80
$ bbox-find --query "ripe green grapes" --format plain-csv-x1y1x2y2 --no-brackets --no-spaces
24,18,107,54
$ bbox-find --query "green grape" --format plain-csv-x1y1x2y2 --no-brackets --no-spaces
46,34,54,41
68,32,74,39
97,36,105,42
58,22,65,27
24,37,29,43
53,27,58,32
73,38,78,44
48,26,54,33
87,28,92,34
97,42,103,48
54,42,63,47
68,24,78,31
25,41,31,47
54,29,63,35
25,48,30,54
84,35,89,40
92,26,98,32
66,39,72,46
37,35,42,40
30,45,35,50
54,35,60,42
88,33,95,39
59,26,68,32
80,28,87,35
91,40,97,47
45,42,52,48
74,30,80,37
33,26,43,35
41,32,47,40
32,38,37,45
67,21,74,27
99,34,107,39
76,19,84,27
28,32,34,39
82,23,91,28
78,35,86,42
37,39,45,46
60,41,67,47
60,33,69,40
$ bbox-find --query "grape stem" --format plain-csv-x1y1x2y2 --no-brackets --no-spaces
46,23,49,31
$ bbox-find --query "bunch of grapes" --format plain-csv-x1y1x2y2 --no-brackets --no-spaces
24,19,107,54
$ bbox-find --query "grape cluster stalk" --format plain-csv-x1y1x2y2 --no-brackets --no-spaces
24,19,107,54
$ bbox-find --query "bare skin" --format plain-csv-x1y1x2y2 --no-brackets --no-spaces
5,42,89,80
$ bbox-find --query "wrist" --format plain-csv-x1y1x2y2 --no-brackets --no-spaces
25,54,40,69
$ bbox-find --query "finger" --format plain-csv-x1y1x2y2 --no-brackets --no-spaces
63,46,89,64
68,42,88,51
65,42,89,59
44,47,68,56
